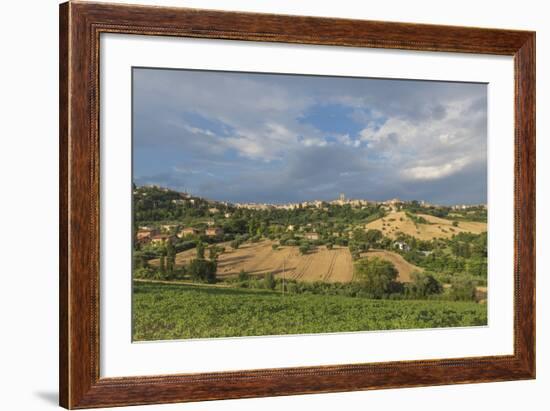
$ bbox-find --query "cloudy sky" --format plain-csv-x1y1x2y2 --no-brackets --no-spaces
133,68,487,205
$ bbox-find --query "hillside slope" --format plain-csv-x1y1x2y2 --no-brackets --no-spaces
365,211,486,240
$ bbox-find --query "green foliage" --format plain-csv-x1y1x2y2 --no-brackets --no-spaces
166,241,175,274
449,278,477,301
188,258,217,283
196,240,205,260
354,257,398,298
299,242,312,255
238,269,249,282
264,272,276,290
406,272,443,298
159,255,166,274
133,282,487,340
406,212,430,225
365,229,383,245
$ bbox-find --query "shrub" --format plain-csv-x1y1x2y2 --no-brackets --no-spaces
133,267,154,279
299,242,311,255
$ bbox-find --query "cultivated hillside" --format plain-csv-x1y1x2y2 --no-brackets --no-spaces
365,210,487,241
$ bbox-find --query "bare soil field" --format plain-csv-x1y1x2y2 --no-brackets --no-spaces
151,240,420,284
365,211,486,240
360,249,423,282
160,240,354,283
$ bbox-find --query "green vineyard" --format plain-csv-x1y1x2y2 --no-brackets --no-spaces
133,282,487,341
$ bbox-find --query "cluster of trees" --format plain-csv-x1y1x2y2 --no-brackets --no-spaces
225,256,475,301
134,240,218,283
348,228,386,260
403,201,487,222
395,232,487,287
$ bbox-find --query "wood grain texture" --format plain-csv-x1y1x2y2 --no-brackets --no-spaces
59,1,536,408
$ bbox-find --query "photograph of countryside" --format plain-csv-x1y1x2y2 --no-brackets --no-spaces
132,68,488,341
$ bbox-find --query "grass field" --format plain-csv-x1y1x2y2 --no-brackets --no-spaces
133,282,487,341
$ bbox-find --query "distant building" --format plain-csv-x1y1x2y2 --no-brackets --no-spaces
287,224,295,231
304,232,320,241
205,227,224,237
208,207,220,214
394,241,411,252
136,229,155,244
224,212,232,218
150,234,175,245
137,230,153,241
178,227,200,238
161,224,178,233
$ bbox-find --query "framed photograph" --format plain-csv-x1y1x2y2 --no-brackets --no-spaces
59,2,535,408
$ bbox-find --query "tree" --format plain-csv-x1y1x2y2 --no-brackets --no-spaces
208,246,218,262
449,278,477,301
352,228,368,243
196,240,205,260
238,269,249,282
406,271,442,297
166,241,176,274
299,242,311,255
230,239,241,249
159,255,166,274
365,229,383,245
188,258,217,283
354,257,398,298
264,272,275,290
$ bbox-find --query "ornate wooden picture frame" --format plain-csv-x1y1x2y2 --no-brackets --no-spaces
59,1,535,408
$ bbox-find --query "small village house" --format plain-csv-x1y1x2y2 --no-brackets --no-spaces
150,234,175,245
161,224,178,233
205,227,224,237
394,241,411,252
304,232,320,241
178,227,200,238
